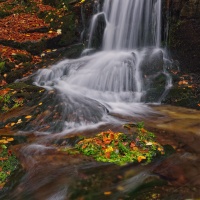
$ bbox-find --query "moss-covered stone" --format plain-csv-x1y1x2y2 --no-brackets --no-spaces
0,82,45,113
162,86,200,110
167,0,200,74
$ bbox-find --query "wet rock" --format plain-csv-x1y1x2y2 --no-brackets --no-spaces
162,86,200,110
153,153,200,187
140,49,164,76
139,49,167,102
167,0,200,73
88,12,106,49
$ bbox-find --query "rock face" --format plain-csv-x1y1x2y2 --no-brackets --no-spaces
167,0,200,73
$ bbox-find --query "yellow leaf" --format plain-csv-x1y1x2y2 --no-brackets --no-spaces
117,186,124,191
105,146,114,153
0,140,8,144
38,102,43,106
25,115,32,119
11,123,15,126
7,138,14,142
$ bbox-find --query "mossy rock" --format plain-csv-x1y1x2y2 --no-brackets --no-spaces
65,123,166,166
42,0,60,7
0,39,47,55
0,11,10,19
11,53,32,64
5,68,27,83
163,87,200,110
145,87,166,103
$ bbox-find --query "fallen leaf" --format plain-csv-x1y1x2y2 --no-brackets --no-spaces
25,115,32,119
7,138,14,142
146,142,153,146
0,88,11,96
137,156,146,163
0,140,8,144
130,142,136,148
17,119,22,124
104,191,112,195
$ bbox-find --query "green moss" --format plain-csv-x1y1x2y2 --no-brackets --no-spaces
66,123,165,166
12,53,32,64
0,137,19,187
0,93,24,112
0,62,5,73
0,11,10,19
163,87,200,110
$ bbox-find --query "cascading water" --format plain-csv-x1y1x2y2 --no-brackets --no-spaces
34,0,172,132
102,0,162,50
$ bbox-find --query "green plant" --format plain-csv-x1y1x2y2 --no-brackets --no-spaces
0,137,19,186
0,92,24,112
66,123,165,166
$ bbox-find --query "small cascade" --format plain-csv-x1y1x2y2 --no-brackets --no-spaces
34,0,172,131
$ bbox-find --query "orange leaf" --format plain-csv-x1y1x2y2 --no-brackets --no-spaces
0,88,11,96
141,128,147,133
130,142,136,148
0,80,7,87
137,156,146,163
133,147,138,151
81,144,87,149
103,137,111,144
104,191,112,195
0,157,8,161
105,152,110,159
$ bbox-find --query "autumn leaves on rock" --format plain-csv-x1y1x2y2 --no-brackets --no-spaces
66,123,165,166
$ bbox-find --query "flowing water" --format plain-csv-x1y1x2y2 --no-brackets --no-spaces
2,0,200,199
34,0,172,132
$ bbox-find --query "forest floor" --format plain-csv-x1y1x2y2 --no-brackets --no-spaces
0,0,84,86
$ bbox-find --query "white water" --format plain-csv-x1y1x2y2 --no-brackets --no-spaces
34,0,172,131
102,0,162,50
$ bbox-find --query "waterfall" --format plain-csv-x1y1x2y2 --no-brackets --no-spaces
88,0,162,50
34,0,172,131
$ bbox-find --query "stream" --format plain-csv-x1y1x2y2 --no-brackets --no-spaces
0,0,200,199
1,104,200,200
